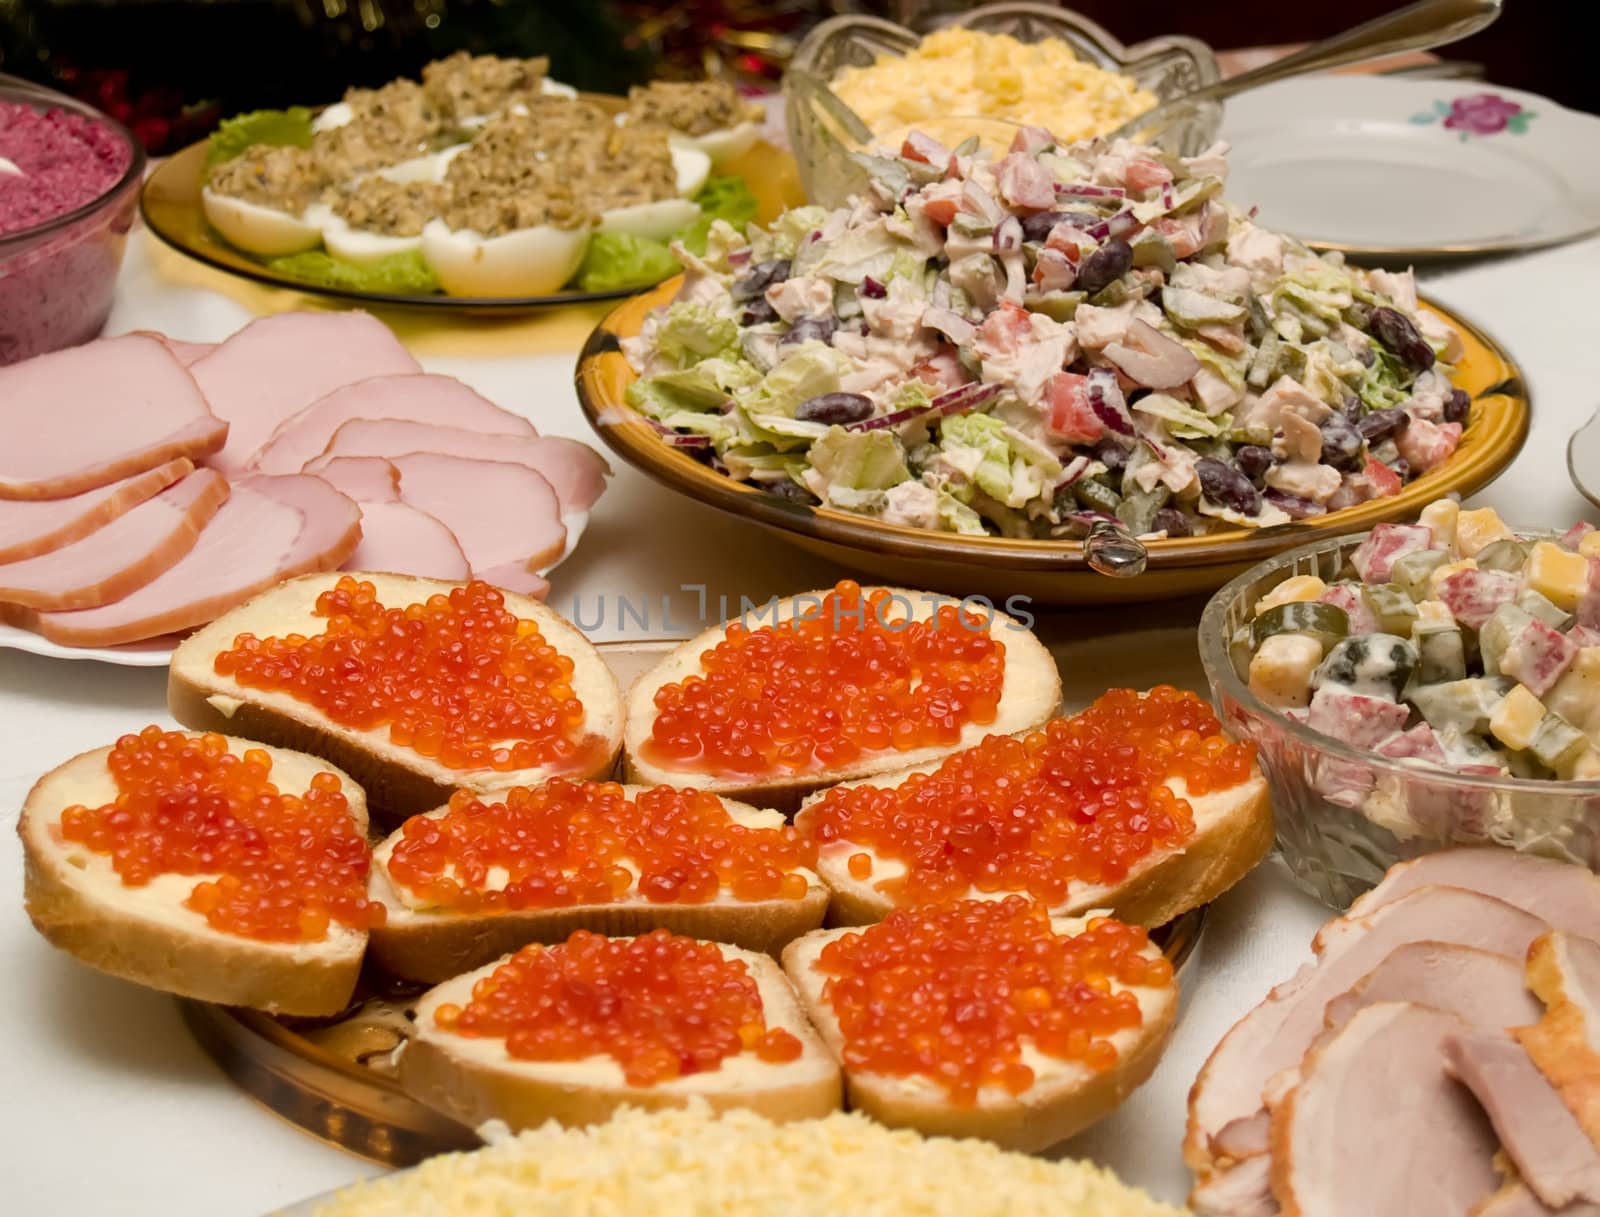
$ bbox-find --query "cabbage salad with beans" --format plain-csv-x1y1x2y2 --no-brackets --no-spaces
623,127,1468,539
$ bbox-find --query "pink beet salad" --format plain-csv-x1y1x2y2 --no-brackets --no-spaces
0,99,131,238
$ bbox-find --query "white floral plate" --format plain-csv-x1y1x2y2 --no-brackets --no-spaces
1220,76,1600,258
0,511,587,668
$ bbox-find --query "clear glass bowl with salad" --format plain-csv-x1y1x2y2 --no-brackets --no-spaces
1200,506,1600,910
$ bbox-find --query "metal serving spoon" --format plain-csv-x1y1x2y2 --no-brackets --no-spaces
1108,0,1504,147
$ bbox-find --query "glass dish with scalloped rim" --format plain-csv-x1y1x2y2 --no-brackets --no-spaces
784,2,1222,208
1200,529,1600,911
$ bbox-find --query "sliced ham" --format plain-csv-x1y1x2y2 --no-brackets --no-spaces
311,456,401,503
344,502,470,581
1269,1003,1501,1217
1446,1032,1600,1210
1324,942,1543,1033
144,334,215,367
1519,932,1600,1147
1475,1183,1600,1217
1344,850,1600,944
312,418,610,513
388,453,565,595
1187,886,1547,1173
189,312,420,477
1190,1156,1281,1217
0,458,193,564
0,335,227,500
0,470,229,611
31,475,360,647
248,372,535,476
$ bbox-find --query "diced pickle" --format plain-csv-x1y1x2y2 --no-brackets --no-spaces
1390,550,1451,601
1362,584,1418,635
1412,620,1467,685
1475,539,1530,574
1480,604,1535,677
1313,633,1417,700
1516,588,1573,631
1116,486,1170,535
1411,676,1512,735
1251,601,1349,655
1072,478,1122,514
1529,711,1588,772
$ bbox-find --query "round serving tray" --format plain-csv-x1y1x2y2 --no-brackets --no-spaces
177,640,1210,1165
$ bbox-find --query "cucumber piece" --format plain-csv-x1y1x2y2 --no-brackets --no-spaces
1411,677,1513,735
1412,620,1467,685
1247,332,1283,390
1072,478,1122,514
1529,711,1588,772
1480,604,1535,677
1476,538,1530,574
1116,485,1170,535
1132,231,1178,274
1313,633,1417,699
1161,285,1246,327
1517,588,1573,631
1363,584,1418,636
1390,550,1451,602
1251,601,1350,654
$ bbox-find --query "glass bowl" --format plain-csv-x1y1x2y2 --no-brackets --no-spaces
0,73,145,366
1199,529,1600,911
784,2,1221,207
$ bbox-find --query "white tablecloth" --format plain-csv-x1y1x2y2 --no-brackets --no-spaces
4,211,1596,1216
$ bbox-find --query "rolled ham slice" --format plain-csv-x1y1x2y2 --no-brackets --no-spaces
189,312,420,477
1269,1003,1501,1217
388,453,564,596
0,458,193,564
31,475,360,648
312,419,610,513
0,469,229,611
0,335,227,500
249,373,536,476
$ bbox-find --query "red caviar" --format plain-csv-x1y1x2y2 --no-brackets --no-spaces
213,578,590,773
56,727,380,942
814,897,1167,1105
799,687,1254,907
435,929,803,1085
643,581,1006,777
385,780,817,911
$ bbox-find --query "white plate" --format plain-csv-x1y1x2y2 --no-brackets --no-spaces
1221,77,1600,258
0,511,589,669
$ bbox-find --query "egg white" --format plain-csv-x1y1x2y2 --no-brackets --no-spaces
310,206,424,265
670,145,712,198
597,197,701,243
373,143,465,185
312,102,355,133
420,218,591,296
671,121,760,169
202,188,323,256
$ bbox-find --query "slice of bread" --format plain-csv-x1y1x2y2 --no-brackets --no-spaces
168,572,624,823
368,784,830,983
18,733,369,1017
781,913,1177,1152
801,764,1272,930
622,588,1061,813
400,940,843,1131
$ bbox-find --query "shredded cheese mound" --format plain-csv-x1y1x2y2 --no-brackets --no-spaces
309,1102,1188,1216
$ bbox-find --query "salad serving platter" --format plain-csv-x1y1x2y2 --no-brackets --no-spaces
579,281,1528,606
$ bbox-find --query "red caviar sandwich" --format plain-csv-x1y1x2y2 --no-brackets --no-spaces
368,780,829,983
782,896,1177,1151
168,573,624,822
796,686,1272,929
623,581,1061,811
400,928,841,1131
18,726,378,1016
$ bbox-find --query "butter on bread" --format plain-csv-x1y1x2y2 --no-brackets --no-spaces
621,587,1061,813
400,941,841,1131
368,784,830,983
167,572,624,823
781,913,1177,1152
18,733,369,1017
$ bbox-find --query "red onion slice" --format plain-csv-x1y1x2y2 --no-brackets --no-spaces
922,307,976,346
1086,367,1136,439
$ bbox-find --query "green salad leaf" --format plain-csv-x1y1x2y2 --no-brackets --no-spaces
681,176,760,256
265,248,439,294
809,426,910,493
205,107,315,176
574,233,679,293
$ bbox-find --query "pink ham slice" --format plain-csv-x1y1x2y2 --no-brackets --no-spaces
0,335,227,500
248,372,536,476
312,418,610,513
0,469,230,611
1190,1156,1280,1217
1187,886,1547,1173
0,457,194,564
1269,1003,1501,1217
142,334,215,367
1476,1184,1600,1217
1323,942,1543,1033
307,456,471,581
312,456,402,503
388,453,563,596
31,475,360,647
189,312,420,477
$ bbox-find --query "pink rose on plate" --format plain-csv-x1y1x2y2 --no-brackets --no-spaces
1411,92,1537,138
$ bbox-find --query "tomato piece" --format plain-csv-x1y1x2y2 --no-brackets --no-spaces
922,197,958,227
1125,159,1174,193
1044,372,1106,444
1364,456,1404,498
911,350,971,392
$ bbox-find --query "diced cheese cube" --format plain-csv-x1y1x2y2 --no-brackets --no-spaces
1453,507,1514,558
1545,647,1600,740
1580,531,1600,560
1428,558,1478,601
1490,684,1546,752
1249,633,1323,710
1254,575,1328,617
1419,498,1459,550
1526,541,1589,612
1415,598,1455,624
1560,747,1600,780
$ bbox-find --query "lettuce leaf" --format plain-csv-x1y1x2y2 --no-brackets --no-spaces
680,176,760,256
266,248,439,294
808,426,911,493
655,301,741,366
205,107,315,176
574,232,679,293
